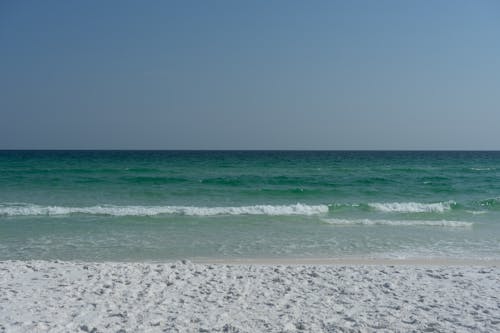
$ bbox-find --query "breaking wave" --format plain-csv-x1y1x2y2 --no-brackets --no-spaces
322,218,472,227
478,198,500,210
0,203,329,217
368,201,455,213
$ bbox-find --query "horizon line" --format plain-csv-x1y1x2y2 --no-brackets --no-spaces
1,149,500,152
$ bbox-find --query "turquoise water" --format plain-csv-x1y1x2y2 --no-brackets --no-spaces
1,151,500,261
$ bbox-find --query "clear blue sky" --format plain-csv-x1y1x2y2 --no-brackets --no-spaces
1,0,499,149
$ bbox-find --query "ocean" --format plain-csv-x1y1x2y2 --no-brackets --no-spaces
1,150,499,261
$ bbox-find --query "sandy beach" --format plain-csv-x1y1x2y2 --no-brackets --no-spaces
1,260,499,332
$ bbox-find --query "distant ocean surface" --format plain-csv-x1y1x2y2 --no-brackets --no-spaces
1,151,500,261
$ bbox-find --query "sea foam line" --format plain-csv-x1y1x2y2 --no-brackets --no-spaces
322,218,472,227
368,201,455,213
0,203,329,217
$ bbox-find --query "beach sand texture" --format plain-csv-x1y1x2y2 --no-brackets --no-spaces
1,261,500,332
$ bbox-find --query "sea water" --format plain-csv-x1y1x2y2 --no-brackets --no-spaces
1,150,499,261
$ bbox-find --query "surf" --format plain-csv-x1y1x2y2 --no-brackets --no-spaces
0,203,329,217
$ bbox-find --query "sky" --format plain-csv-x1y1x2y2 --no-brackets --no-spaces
1,0,499,150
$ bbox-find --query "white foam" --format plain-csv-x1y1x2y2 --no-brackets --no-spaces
368,201,454,213
470,167,493,171
322,218,472,227
466,210,487,215
0,203,329,217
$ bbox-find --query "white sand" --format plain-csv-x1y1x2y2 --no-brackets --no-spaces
1,260,500,332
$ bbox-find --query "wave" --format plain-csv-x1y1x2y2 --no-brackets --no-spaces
466,210,487,215
1,200,491,217
322,218,472,227
0,203,329,217
368,201,455,213
469,167,494,171
479,198,500,209
118,176,189,184
354,177,395,185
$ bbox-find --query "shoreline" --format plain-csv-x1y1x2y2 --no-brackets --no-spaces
3,257,499,266
191,257,500,266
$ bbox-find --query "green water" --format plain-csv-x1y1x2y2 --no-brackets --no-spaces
1,151,500,261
